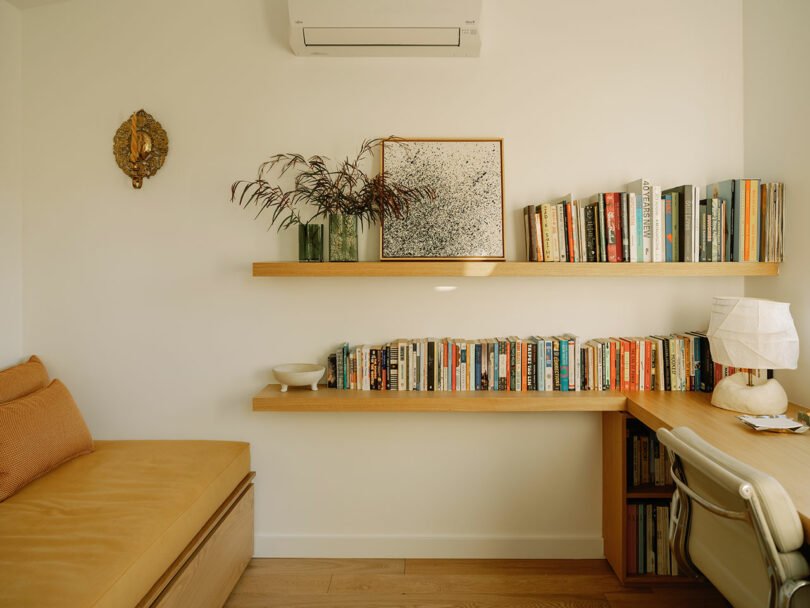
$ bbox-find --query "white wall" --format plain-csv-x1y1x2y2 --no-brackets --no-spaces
0,0,23,369
743,0,810,406
20,0,745,557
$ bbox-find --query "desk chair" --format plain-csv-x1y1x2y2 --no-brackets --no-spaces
657,426,810,608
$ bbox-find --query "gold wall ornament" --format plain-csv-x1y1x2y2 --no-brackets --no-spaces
113,109,168,189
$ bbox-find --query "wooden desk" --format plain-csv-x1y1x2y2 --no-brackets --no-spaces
624,391,810,541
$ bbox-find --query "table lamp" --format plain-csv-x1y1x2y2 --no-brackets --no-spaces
707,296,799,415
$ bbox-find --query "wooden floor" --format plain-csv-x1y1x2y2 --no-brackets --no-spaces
224,559,729,607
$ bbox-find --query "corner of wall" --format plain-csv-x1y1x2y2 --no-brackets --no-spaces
742,0,810,404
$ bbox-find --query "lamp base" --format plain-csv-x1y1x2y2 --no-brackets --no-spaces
710,372,788,415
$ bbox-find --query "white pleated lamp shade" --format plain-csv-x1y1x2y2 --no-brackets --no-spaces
707,297,799,370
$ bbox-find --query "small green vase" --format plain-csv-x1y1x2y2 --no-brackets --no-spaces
328,214,359,262
298,224,323,262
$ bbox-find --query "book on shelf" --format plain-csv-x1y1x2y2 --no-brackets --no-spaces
327,354,337,388
626,502,679,576
627,178,653,262
663,185,699,262
524,178,784,263
627,419,673,488
524,179,783,264
704,178,780,262
328,331,768,393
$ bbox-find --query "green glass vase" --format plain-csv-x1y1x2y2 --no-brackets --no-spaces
298,224,323,262
328,214,359,262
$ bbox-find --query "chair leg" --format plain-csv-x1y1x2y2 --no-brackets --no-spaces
778,579,810,608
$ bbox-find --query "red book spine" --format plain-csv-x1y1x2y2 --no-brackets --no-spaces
619,340,628,392
744,180,751,261
521,342,528,391
609,340,617,390
615,193,624,263
452,344,457,391
630,340,638,390
535,210,544,262
645,340,652,390
605,193,619,262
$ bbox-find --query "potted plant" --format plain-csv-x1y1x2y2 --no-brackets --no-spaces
230,138,434,261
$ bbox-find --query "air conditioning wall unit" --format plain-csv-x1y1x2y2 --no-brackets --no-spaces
288,0,481,57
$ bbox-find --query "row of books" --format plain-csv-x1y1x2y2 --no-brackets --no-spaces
522,179,785,264
627,502,678,576
628,421,672,488
324,333,770,392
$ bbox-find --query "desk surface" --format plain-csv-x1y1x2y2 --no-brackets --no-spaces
625,390,810,542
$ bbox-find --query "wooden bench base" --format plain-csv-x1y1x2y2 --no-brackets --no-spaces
138,472,255,608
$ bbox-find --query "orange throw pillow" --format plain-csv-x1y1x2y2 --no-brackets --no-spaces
0,355,50,403
0,379,93,500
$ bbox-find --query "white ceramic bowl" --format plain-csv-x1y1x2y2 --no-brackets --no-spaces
273,363,325,392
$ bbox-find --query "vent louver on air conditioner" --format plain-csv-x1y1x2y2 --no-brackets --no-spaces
288,0,481,57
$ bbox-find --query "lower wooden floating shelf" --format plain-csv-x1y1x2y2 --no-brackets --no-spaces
253,385,627,412
252,261,779,278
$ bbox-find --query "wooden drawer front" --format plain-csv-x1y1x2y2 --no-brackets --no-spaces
154,485,254,608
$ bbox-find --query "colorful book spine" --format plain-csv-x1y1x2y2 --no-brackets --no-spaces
605,193,620,263
627,178,653,262
650,185,663,262
620,192,629,262
597,194,607,262
584,205,597,262
557,203,568,262
670,191,680,262
664,194,673,262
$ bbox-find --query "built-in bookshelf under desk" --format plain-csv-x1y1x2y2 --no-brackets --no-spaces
253,261,778,278
603,411,687,584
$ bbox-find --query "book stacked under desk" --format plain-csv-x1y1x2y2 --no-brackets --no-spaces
626,421,678,576
326,333,770,392
523,179,784,264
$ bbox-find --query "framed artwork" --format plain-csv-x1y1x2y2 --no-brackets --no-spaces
380,138,505,260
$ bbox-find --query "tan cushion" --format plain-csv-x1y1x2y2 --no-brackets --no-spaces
0,379,94,500
0,440,251,608
0,355,49,403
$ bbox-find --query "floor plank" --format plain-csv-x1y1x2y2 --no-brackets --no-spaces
405,559,614,576
327,573,623,596
224,558,726,608
605,587,729,608
225,572,331,595
226,592,610,608
239,558,404,575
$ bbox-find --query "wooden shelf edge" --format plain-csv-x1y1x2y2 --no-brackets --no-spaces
626,489,676,499
253,385,628,412
252,261,779,278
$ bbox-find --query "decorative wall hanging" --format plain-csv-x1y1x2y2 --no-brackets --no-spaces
380,138,505,260
113,109,168,189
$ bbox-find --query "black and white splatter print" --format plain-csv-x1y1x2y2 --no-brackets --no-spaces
382,140,504,259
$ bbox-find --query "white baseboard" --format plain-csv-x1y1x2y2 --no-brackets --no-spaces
254,534,604,559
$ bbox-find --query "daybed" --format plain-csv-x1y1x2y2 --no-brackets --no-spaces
0,357,254,608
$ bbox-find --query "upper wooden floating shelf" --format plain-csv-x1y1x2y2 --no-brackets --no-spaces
252,261,778,278
253,384,627,412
